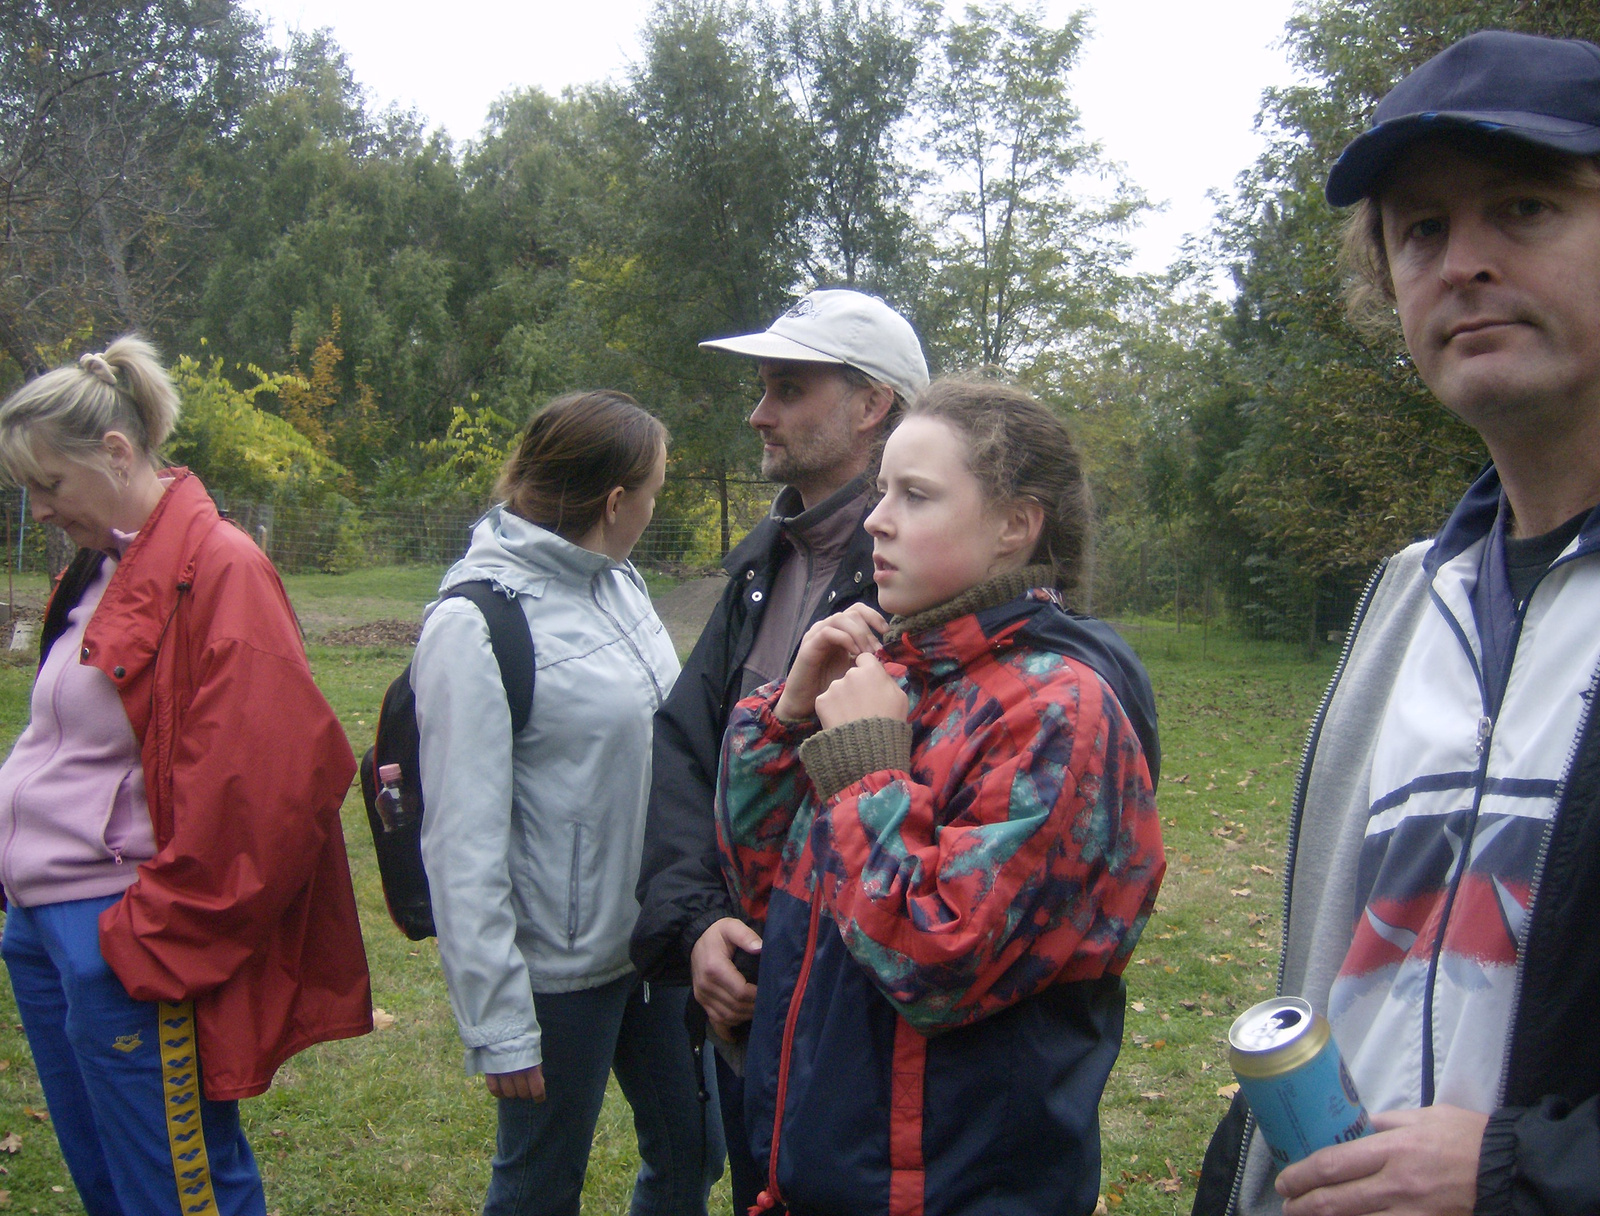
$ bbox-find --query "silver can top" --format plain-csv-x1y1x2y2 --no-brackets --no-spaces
1228,997,1316,1054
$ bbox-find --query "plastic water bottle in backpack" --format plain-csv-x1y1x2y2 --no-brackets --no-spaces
374,763,414,833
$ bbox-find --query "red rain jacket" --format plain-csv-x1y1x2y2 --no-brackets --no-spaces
44,470,371,1100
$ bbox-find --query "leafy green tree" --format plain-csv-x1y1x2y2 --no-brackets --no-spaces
576,0,812,551
758,0,934,294
0,0,269,373
166,349,341,499
921,1,1144,373
185,31,469,461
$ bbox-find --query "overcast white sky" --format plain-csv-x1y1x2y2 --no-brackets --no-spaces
246,0,1302,277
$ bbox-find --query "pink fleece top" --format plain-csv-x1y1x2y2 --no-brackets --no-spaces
0,536,157,907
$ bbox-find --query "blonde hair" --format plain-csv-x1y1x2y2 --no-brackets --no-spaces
0,334,180,485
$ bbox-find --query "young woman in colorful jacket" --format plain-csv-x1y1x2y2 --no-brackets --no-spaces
0,337,371,1215
715,379,1166,1216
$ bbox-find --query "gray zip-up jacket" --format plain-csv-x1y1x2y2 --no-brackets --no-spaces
413,507,679,1076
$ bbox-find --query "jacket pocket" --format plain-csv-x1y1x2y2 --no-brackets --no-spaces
100,769,145,864
566,823,583,949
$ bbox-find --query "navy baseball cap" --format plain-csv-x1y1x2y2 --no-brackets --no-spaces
1326,30,1600,207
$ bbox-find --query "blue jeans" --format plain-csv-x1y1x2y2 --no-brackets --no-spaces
2,894,264,1216
715,1051,763,1212
484,974,724,1216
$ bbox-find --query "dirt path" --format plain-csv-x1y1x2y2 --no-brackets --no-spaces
652,575,726,656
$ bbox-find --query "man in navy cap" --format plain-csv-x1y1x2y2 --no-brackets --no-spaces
1195,29,1600,1216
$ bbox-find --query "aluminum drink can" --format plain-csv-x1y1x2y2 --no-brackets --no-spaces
1227,997,1372,1166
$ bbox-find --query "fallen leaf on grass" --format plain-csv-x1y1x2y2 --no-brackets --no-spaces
0,1133,18,1154
51,1186,64,1193
371,1008,396,1031
0,1187,9,1207
1171,774,1190,784
1130,1001,1146,1012
21,1109,45,1123
1231,888,1252,897
1250,864,1275,875
0,1060,9,1071
1180,999,1197,1010
1217,1082,1240,1099
1155,1159,1183,1194
1093,1198,1108,1216
1139,1091,1165,1100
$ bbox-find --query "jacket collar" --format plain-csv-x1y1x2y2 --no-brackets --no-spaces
1428,462,1600,574
441,505,645,599
879,566,1162,783
883,565,1053,644
881,566,1057,668
92,470,217,630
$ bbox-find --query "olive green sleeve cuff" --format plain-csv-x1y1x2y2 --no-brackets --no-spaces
798,717,914,802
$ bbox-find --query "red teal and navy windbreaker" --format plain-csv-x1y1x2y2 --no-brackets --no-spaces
716,579,1165,1216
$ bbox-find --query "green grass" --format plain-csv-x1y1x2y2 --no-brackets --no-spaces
0,573,1340,1214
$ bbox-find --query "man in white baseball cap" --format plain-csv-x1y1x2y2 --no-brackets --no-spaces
632,288,927,1210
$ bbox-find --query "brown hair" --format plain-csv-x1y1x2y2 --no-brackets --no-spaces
1340,130,1600,331
0,334,180,485
906,377,1093,601
496,390,667,541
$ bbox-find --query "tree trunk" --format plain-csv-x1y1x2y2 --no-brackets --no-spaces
718,466,731,558
97,200,145,330
0,305,46,378
44,525,75,578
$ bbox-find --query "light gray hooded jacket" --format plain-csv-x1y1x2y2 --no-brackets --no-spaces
412,507,679,1075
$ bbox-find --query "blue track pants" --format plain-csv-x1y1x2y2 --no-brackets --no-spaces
2,894,265,1216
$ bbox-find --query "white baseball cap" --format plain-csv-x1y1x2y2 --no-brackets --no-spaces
700,289,930,403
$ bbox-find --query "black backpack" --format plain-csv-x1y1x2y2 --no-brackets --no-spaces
359,581,535,941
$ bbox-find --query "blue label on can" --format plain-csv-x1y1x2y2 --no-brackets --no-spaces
1237,1038,1372,1165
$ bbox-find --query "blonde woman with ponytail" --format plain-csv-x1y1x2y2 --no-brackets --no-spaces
0,336,371,1216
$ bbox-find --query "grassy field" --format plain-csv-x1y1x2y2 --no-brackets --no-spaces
0,569,1337,1214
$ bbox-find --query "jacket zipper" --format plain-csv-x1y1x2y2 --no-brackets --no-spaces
1490,551,1598,1106
1416,576,1495,1107
1420,543,1584,1104
752,885,823,1216
593,578,665,706
1227,559,1385,1216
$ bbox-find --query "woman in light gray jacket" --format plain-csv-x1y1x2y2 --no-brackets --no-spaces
412,390,722,1216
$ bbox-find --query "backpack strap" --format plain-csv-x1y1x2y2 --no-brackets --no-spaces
443,581,536,733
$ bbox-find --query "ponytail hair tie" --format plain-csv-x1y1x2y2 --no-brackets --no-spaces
78,352,116,387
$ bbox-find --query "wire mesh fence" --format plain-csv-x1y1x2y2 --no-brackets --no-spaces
0,484,1368,651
